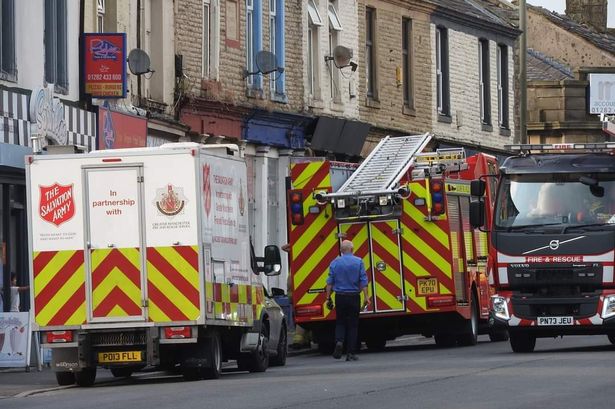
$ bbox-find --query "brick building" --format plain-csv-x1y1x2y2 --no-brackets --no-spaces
357,0,519,155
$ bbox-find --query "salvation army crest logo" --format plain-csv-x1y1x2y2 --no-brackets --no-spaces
203,164,212,216
39,183,75,227
239,179,245,216
154,184,187,216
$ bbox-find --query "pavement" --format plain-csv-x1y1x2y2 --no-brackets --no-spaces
0,337,315,399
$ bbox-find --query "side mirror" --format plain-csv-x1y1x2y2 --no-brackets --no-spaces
470,199,485,228
470,180,486,197
263,245,282,276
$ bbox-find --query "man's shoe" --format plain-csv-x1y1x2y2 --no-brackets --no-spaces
332,342,343,359
346,353,359,361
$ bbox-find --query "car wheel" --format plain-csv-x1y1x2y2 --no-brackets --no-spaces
509,331,536,353
55,371,75,386
201,331,222,379
74,367,96,387
237,321,270,372
270,324,287,367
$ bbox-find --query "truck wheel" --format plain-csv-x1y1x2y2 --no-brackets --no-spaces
182,367,202,381
201,331,222,379
55,371,75,386
111,367,134,378
457,293,479,346
489,329,509,342
434,333,457,348
270,324,287,367
74,367,96,387
509,332,536,353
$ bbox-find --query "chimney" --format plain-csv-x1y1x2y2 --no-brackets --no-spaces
565,0,608,33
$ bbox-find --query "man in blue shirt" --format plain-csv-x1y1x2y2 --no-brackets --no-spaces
325,240,370,361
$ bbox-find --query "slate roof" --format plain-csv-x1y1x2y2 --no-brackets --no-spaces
528,4,615,55
429,0,517,30
527,48,574,81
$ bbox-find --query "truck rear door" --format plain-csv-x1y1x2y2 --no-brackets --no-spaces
84,166,146,322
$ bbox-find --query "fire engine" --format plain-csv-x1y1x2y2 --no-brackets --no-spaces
470,142,615,352
287,133,506,350
26,143,286,386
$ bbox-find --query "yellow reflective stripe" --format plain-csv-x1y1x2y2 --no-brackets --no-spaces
403,198,450,249
297,274,328,305
405,229,452,278
402,252,431,277
292,162,330,189
376,286,403,309
107,305,128,317
148,302,172,322
36,264,85,326
92,268,141,306
147,262,200,319
439,283,452,295
156,247,199,291
33,251,77,297
404,280,428,310
293,211,334,263
65,302,87,326
293,230,338,286
238,285,248,304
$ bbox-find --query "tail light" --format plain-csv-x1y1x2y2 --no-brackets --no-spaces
288,191,304,225
427,295,455,308
294,305,323,317
163,326,193,339
46,331,74,343
429,179,445,216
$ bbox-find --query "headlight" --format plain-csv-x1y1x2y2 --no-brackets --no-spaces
491,295,510,320
602,295,615,319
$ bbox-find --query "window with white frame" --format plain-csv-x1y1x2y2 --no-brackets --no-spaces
246,0,254,86
203,0,211,77
497,44,509,130
97,0,105,32
269,0,276,93
45,0,69,92
328,1,342,101
307,0,322,98
479,38,491,126
436,26,449,116
0,0,16,81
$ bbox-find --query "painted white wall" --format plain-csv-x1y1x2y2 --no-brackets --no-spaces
3,0,81,102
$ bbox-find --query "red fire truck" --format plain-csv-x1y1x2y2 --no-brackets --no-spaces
287,134,506,351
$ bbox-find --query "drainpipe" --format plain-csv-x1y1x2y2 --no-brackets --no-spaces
519,0,527,144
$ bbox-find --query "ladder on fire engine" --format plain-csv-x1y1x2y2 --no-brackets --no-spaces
337,133,432,195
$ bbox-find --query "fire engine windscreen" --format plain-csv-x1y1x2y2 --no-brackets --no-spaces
494,173,615,229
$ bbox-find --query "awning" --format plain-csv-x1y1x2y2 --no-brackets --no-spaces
309,117,370,157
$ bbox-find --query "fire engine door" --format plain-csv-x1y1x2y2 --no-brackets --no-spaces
369,220,405,312
84,166,146,323
338,222,374,313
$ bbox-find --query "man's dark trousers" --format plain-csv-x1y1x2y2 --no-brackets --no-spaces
335,293,360,353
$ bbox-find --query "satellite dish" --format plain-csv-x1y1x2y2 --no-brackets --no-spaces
244,50,284,78
333,46,353,69
127,48,153,75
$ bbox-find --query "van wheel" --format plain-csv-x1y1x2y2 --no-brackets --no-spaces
270,324,287,367
74,367,96,387
201,331,222,379
55,371,75,386
509,331,536,353
457,293,479,346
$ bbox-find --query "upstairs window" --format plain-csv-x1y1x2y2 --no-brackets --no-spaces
497,44,509,130
0,0,16,81
307,0,322,98
402,18,413,109
436,26,449,117
328,1,342,101
45,0,69,93
365,7,376,99
479,39,491,126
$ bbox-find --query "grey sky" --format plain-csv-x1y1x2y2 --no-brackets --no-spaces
527,0,615,28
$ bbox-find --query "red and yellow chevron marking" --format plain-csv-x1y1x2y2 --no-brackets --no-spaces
339,223,374,313
370,220,405,312
33,250,86,327
91,248,142,318
401,182,454,313
211,282,255,324
146,246,200,322
290,161,339,322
